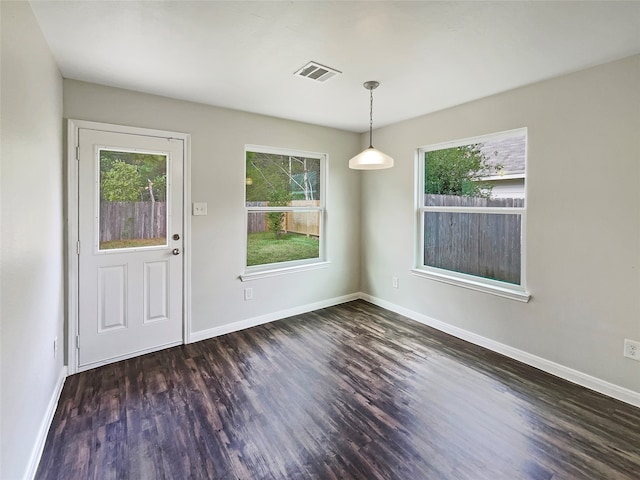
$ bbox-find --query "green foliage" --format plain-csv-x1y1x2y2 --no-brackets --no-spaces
267,212,285,238
246,152,320,203
246,152,288,203
149,173,167,201
266,187,292,238
425,145,495,198
100,150,167,202
101,161,142,201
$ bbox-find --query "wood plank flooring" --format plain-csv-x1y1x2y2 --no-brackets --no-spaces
36,300,640,479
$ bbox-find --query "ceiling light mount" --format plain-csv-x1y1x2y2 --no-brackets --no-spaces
349,81,394,170
363,80,379,90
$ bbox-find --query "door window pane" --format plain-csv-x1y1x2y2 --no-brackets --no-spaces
99,149,167,250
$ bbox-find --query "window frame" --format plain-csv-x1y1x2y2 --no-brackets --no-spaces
241,145,328,281
412,128,530,302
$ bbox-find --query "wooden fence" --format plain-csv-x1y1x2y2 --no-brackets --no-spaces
247,201,320,236
425,194,524,208
424,194,523,284
246,203,267,233
100,201,166,242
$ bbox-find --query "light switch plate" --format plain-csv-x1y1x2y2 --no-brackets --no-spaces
192,202,208,216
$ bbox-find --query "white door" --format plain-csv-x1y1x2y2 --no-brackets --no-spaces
77,128,184,370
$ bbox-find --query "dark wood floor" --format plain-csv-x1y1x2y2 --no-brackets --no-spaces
37,300,640,479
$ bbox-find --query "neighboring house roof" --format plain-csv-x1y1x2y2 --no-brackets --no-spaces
479,135,526,179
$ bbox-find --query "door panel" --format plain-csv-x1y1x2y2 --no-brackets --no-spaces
97,264,127,332
144,260,169,323
78,128,183,369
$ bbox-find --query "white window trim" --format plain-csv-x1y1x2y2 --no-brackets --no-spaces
241,260,331,282
413,128,530,302
410,268,530,302
243,145,327,278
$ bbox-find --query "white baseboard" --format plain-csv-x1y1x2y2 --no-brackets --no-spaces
25,365,67,480
359,293,640,409
190,293,360,343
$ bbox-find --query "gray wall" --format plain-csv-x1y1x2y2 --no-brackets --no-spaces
360,55,640,393
63,79,362,337
1,2,65,478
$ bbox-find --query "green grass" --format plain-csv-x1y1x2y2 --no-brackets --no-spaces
100,237,166,250
247,232,319,266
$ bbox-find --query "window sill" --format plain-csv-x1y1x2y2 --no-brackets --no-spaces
241,261,330,282
410,268,530,303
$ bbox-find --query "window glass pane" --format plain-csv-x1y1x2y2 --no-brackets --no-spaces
247,211,320,266
99,149,167,250
424,212,521,285
246,152,321,206
424,134,526,207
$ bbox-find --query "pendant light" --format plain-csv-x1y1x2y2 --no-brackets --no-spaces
349,81,394,170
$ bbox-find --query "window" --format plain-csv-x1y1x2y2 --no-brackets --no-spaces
242,146,327,280
413,129,529,301
98,149,168,251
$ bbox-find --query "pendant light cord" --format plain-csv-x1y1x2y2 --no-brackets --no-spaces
369,87,374,148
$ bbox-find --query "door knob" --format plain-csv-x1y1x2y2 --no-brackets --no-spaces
172,248,181,256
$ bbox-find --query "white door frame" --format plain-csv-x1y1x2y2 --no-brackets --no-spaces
67,119,192,374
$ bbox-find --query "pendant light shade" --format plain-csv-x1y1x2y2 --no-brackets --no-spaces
349,81,394,170
348,147,394,170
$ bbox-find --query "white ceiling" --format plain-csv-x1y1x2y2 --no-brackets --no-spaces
30,1,640,133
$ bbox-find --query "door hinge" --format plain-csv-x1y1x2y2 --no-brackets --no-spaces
76,240,81,255
76,335,80,349
75,146,80,160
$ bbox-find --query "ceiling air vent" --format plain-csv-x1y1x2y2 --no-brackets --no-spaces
294,61,341,83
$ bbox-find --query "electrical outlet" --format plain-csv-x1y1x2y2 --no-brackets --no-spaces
623,339,640,361
244,287,253,301
392,276,399,289
192,202,208,216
